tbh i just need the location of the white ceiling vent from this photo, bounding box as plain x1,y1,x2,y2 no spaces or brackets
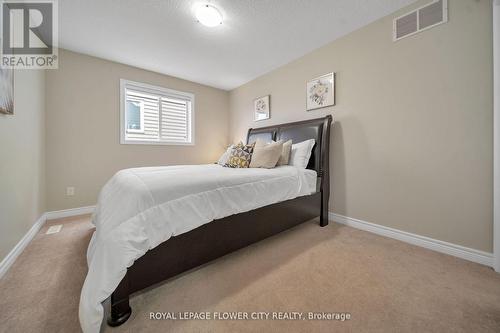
393,0,448,41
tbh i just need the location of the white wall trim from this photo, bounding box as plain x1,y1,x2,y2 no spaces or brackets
45,205,96,220
0,205,96,279
493,0,500,273
0,214,46,279
1,206,495,279
329,212,494,268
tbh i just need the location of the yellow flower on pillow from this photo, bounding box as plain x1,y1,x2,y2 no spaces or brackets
226,142,255,168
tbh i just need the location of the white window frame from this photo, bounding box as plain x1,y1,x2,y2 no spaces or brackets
120,79,195,145
125,100,145,134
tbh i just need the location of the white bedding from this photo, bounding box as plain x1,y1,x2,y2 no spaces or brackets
79,164,317,333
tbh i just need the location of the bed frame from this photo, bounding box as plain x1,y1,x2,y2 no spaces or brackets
108,115,333,326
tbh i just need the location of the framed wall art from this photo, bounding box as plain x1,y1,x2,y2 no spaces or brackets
0,68,14,115
306,72,335,111
254,95,270,121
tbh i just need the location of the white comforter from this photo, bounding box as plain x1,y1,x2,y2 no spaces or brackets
79,164,317,333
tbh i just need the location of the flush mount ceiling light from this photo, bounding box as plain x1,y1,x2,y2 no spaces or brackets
195,4,223,27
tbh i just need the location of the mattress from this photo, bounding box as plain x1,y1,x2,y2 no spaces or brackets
79,164,317,333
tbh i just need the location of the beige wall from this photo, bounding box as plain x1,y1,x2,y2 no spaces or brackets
46,50,229,211
0,69,46,260
229,0,493,252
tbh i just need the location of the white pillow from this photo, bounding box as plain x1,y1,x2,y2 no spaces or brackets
289,139,315,168
217,145,234,165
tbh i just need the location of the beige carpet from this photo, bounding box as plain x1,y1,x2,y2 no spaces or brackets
1,215,500,333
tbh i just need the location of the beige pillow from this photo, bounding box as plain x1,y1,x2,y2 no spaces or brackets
249,139,284,168
276,140,292,166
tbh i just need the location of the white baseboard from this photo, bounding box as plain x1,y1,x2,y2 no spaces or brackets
1,207,494,280
329,212,494,267
45,205,95,220
0,214,46,279
1,205,96,279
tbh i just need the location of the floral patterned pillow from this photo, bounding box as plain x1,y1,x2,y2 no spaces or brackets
225,142,255,168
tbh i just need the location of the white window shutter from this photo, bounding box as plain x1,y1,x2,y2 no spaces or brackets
125,89,160,141
120,79,194,145
161,97,190,142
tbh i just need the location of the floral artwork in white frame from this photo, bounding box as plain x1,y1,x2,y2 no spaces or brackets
254,95,270,121
306,72,335,111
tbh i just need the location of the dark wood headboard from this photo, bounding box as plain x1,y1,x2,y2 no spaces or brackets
247,116,332,224
246,115,333,177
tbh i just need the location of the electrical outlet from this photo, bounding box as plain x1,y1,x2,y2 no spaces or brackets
66,187,75,196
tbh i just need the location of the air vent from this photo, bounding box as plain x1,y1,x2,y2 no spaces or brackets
46,225,62,234
395,12,418,39
393,0,448,41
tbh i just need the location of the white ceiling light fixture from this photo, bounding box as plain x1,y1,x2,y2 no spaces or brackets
195,4,223,27
59,0,416,90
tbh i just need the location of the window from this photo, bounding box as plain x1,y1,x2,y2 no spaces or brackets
120,79,194,145
125,100,144,133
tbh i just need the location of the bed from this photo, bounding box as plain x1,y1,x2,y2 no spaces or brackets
79,115,332,333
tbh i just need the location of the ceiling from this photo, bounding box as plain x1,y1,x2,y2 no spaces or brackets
59,0,416,90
